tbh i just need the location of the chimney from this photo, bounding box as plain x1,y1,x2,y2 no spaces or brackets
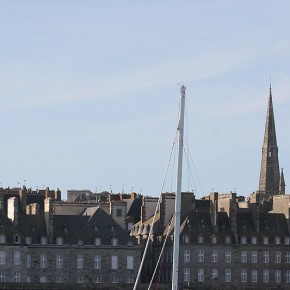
210,192,219,233
256,193,260,233
181,192,195,221
55,188,61,201
159,193,166,228
44,198,54,243
8,197,18,225
229,192,238,243
19,186,28,213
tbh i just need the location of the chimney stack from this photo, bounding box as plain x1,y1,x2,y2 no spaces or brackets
8,197,18,225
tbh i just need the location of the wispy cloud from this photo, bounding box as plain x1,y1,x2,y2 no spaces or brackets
0,44,255,112
0,35,289,114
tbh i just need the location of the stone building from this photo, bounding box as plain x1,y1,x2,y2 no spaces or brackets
131,86,290,289
0,195,141,289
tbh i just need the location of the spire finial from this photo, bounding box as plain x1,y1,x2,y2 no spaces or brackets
269,73,272,97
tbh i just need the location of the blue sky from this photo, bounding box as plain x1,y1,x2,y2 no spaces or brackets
0,1,289,199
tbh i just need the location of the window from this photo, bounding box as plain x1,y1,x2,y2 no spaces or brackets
25,236,32,245
0,251,6,265
13,272,20,283
225,269,231,282
40,254,47,268
111,255,118,269
94,276,101,283
0,234,6,244
26,276,31,283
285,237,290,245
56,276,63,283
184,235,189,243
127,222,133,231
112,238,118,246
14,251,20,265
212,250,218,263
95,238,101,246
241,251,247,263
241,236,247,244
263,269,269,283
275,237,281,245
198,250,204,263
212,236,217,244
275,269,281,283
286,252,290,263
77,276,83,283
225,236,231,244
184,250,190,263
184,268,190,282
111,277,118,283
286,270,290,283
198,236,204,244
225,251,231,263
251,236,257,244
56,237,63,246
198,268,204,282
40,276,47,283
263,251,269,263
27,254,31,268
212,268,218,280
56,255,63,268
41,237,47,245
241,269,247,283
127,277,134,284
263,237,269,245
116,209,122,216
14,234,20,244
77,239,84,246
251,251,257,263
94,255,101,269
275,251,281,263
127,256,133,269
0,272,5,283
251,269,257,283
77,255,83,269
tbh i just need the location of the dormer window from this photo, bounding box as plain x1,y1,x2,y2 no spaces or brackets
127,240,133,247
212,236,217,244
0,234,6,244
95,238,101,246
56,237,63,246
26,236,32,245
198,236,204,244
241,236,247,245
14,234,21,244
41,237,47,245
275,237,281,245
184,235,190,244
263,237,269,245
285,237,290,245
251,237,257,245
112,238,118,247
225,236,231,244
77,240,84,246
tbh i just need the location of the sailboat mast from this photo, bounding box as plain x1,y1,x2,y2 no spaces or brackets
172,85,186,290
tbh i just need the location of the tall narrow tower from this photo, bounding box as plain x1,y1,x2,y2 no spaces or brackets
258,86,280,194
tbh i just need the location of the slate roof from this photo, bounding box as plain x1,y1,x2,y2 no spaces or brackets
0,210,46,244
127,197,142,223
53,207,136,246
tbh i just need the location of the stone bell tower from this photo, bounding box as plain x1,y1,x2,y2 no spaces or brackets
258,86,280,194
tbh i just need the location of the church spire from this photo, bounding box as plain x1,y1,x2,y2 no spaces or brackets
279,168,286,195
258,85,280,194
